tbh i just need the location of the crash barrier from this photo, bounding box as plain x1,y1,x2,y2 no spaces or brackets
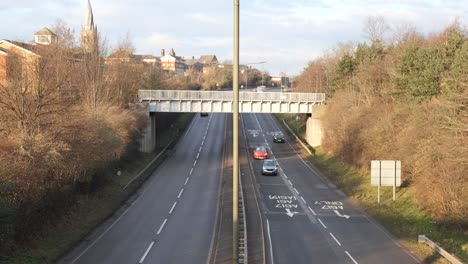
418,235,463,264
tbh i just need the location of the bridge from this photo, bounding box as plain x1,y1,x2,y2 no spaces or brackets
138,90,325,113
138,89,326,152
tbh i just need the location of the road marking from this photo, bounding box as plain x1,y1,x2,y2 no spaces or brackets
318,218,327,229
285,208,299,217
139,241,155,263
157,219,168,235
169,201,177,214
177,189,184,199
334,210,350,219
345,251,358,264
199,146,203,152
196,153,200,159
288,180,293,186
266,219,274,264
294,187,299,194
308,206,317,216
300,196,307,204
189,168,194,175
193,160,197,167
329,232,341,246
184,177,190,185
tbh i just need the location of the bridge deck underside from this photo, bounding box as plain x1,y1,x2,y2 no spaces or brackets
147,100,318,113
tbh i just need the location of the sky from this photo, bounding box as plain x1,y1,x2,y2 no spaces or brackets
0,0,466,76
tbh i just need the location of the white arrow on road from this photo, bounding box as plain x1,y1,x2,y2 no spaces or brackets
334,210,350,219
285,209,299,217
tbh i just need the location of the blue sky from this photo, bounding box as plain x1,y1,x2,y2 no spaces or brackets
0,0,466,76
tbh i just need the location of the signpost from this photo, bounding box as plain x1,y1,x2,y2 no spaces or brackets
371,160,401,203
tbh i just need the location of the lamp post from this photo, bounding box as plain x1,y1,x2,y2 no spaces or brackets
233,0,240,262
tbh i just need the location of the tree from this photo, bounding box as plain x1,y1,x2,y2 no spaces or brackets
363,16,389,44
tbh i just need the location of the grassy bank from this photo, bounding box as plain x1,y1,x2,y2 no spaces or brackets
1,113,194,264
277,113,468,264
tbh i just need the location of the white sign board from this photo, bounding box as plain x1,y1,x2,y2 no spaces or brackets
371,160,401,186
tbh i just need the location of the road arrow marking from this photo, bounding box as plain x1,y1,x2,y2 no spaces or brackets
285,208,299,217
333,210,350,219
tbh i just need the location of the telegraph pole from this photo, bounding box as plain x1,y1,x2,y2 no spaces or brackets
233,0,240,262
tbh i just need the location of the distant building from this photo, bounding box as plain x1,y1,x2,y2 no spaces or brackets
81,0,98,54
160,48,186,75
34,28,58,45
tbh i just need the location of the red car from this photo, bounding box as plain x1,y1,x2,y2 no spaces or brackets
253,146,268,160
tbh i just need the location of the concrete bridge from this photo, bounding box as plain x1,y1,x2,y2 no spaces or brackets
138,89,326,152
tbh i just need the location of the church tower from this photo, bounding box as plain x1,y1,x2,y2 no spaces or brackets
81,0,98,53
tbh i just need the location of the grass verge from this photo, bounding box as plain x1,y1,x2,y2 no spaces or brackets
1,113,194,264
277,113,468,264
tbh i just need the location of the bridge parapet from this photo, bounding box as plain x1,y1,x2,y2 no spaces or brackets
138,90,325,113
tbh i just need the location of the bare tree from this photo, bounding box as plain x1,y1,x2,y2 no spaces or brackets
363,16,390,44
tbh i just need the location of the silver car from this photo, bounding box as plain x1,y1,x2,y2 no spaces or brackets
262,159,278,176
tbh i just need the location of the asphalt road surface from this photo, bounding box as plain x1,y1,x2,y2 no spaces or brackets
241,113,421,264
60,113,225,264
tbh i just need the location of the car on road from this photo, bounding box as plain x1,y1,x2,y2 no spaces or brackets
200,112,208,116
253,146,268,160
261,159,278,175
273,132,285,143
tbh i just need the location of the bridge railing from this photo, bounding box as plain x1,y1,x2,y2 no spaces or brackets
138,90,326,103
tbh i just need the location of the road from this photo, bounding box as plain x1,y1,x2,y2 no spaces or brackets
60,113,225,264
241,113,420,264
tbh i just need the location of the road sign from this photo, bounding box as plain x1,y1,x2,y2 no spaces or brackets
371,160,401,203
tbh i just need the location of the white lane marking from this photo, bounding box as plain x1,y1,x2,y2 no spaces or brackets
294,187,299,194
177,189,184,199
184,177,190,185
345,251,358,264
266,219,274,264
288,180,293,186
169,201,177,214
196,153,200,159
189,168,194,175
157,219,168,235
318,218,327,229
284,175,288,179
308,206,317,216
300,196,307,204
193,160,197,167
329,232,341,246
199,146,203,152
139,241,155,263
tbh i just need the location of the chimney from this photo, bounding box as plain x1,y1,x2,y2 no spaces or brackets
161,49,165,57
192,56,195,59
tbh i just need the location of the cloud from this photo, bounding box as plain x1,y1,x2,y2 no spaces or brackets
136,32,182,53
190,13,217,24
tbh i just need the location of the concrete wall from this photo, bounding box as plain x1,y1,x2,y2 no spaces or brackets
305,105,325,147
139,112,156,153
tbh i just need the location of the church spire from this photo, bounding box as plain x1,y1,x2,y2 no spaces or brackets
84,0,94,31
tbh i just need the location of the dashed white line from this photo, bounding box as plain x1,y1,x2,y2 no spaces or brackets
157,219,168,235
345,251,358,264
177,189,184,199
184,177,190,185
294,187,300,194
288,180,293,186
318,218,327,229
308,206,317,215
329,232,341,246
196,153,200,159
199,146,203,152
139,241,155,263
193,160,197,167
300,197,307,204
169,201,177,214
189,168,194,175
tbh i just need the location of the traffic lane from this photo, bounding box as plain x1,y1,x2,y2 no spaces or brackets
143,113,225,263
267,214,346,264
63,114,215,264
255,114,419,263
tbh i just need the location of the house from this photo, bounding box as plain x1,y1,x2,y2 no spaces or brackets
185,54,218,74
160,48,186,75
34,28,58,45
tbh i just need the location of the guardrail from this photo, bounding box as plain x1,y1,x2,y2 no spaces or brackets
138,90,325,104
238,166,248,263
418,235,463,264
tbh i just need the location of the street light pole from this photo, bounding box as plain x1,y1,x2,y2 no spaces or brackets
233,0,239,262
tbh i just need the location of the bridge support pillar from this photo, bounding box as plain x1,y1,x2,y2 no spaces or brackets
305,106,325,147
139,111,156,153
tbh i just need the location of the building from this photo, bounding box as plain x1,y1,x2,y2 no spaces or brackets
34,28,58,45
81,0,98,54
160,48,186,75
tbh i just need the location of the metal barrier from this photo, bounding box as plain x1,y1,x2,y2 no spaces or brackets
238,166,248,263
138,90,325,104
418,235,463,264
